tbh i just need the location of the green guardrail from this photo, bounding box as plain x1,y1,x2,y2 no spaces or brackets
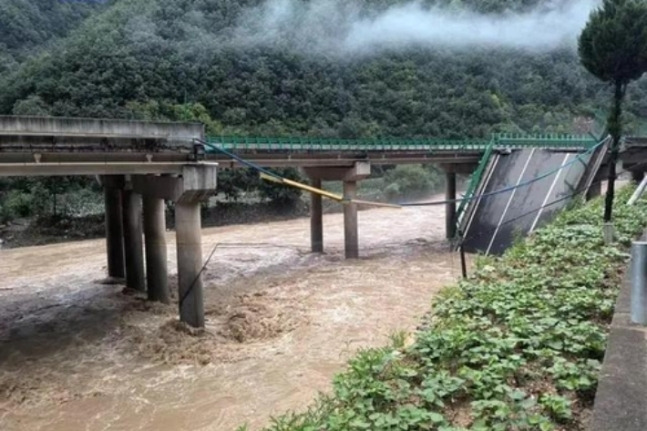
454,139,495,238
206,136,490,151
493,133,598,148
206,133,598,152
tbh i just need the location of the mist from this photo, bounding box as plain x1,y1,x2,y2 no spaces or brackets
232,0,600,56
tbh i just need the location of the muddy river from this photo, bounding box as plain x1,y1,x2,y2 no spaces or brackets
0,200,465,430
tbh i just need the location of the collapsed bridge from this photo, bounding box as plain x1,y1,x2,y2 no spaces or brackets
1,115,641,327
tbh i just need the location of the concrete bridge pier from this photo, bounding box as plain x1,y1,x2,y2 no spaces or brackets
102,175,126,280
586,181,602,200
143,194,169,303
309,177,324,253
304,162,371,259
440,164,466,240
122,184,146,292
343,180,359,258
175,201,204,327
440,163,477,240
632,170,645,184
132,165,217,327
445,171,457,240
585,168,606,201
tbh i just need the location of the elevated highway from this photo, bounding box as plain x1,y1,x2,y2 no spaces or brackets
0,115,596,174
0,116,215,327
202,134,596,168
0,115,633,327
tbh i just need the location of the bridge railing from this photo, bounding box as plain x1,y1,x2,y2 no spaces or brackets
206,133,598,152
455,139,496,236
493,133,598,149
206,136,490,151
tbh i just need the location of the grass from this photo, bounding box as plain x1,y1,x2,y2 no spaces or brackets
240,185,647,431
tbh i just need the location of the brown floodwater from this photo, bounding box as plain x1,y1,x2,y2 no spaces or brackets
0,199,466,431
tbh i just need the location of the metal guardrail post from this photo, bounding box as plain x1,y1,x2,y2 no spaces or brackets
631,241,647,325
628,176,647,205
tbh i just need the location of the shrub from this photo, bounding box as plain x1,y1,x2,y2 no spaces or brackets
3,190,34,218
383,165,441,199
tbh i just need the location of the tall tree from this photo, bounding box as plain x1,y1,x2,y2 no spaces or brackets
579,0,647,222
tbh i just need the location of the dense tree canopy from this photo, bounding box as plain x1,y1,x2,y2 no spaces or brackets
579,0,647,85
1,0,647,221
0,0,109,73
1,0,646,139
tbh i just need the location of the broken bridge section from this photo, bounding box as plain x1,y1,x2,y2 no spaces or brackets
458,139,608,255
0,116,612,325
0,115,216,327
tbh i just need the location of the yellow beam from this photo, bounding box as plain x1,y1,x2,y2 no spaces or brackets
259,172,401,209
282,178,343,201
259,172,284,184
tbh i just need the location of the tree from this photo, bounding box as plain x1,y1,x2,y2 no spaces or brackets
12,95,50,116
578,0,647,222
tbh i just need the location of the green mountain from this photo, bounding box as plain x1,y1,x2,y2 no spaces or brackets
1,0,646,138
0,0,110,73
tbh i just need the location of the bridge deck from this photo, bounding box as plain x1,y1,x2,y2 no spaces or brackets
0,115,606,176
0,115,203,140
207,133,597,151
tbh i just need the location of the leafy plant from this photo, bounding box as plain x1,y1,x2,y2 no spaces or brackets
540,394,573,422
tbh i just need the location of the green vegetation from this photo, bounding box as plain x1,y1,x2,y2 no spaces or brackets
383,166,442,200
323,165,445,202
1,0,647,226
0,0,109,75
312,165,447,209
1,0,646,137
578,0,647,221
244,187,647,430
0,177,102,223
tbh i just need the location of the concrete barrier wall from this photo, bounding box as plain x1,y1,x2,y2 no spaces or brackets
0,115,204,143
591,273,647,430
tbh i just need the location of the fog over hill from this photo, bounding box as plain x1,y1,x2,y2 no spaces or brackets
233,0,598,54
0,0,645,139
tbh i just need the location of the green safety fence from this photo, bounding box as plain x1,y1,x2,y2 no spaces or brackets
454,139,495,237
206,133,598,152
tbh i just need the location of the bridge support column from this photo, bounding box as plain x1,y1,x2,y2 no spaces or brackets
103,176,125,280
586,181,602,200
175,201,204,328
304,162,370,259
122,187,146,292
343,180,359,259
143,195,169,303
445,171,457,240
132,165,217,327
310,177,324,253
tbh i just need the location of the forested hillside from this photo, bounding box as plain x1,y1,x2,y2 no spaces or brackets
2,0,647,229
1,0,646,138
0,0,110,74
